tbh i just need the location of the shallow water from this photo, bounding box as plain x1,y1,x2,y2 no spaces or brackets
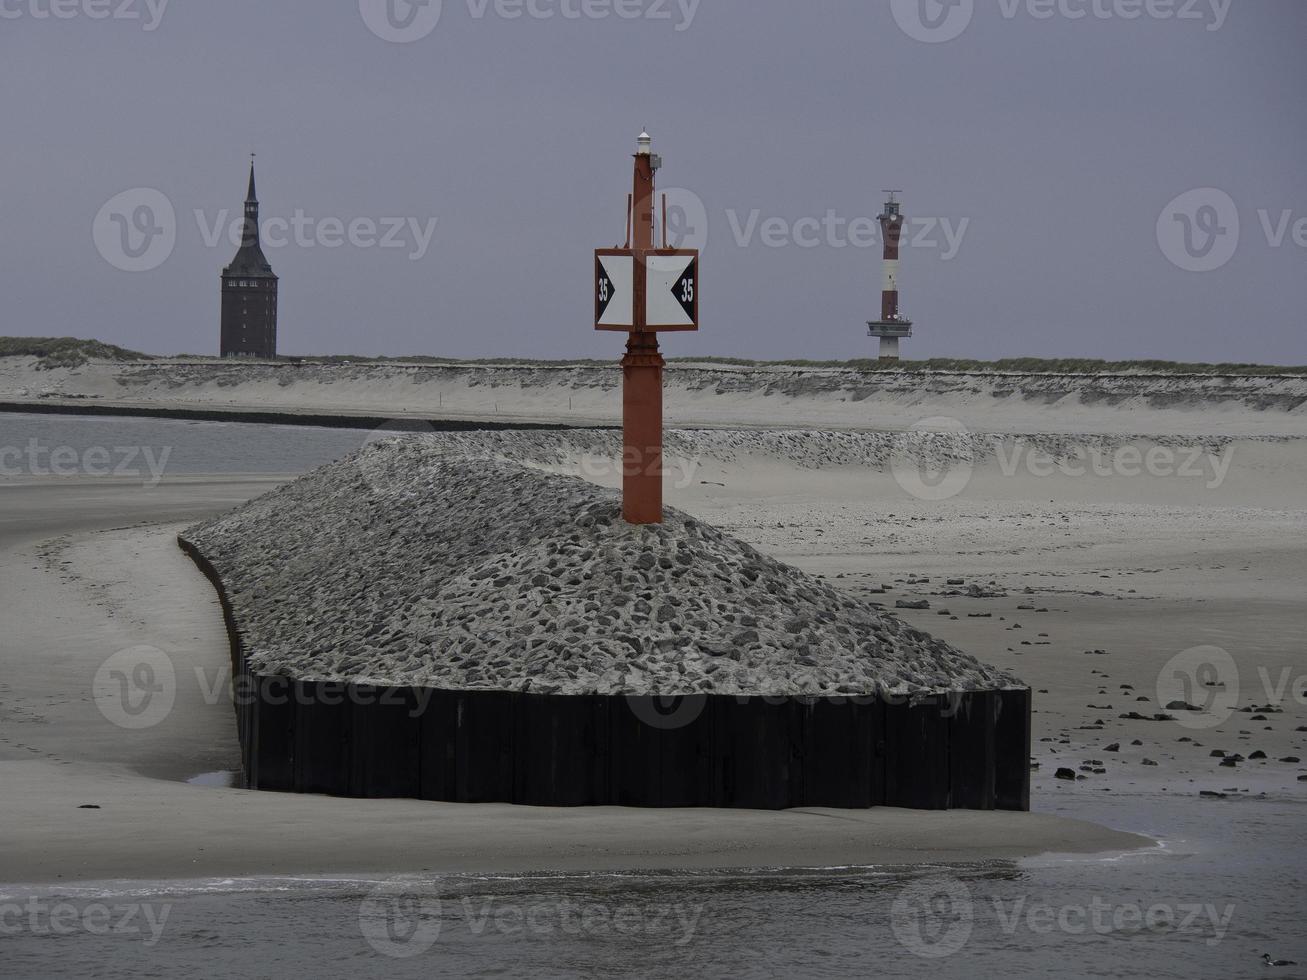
184,771,241,789
0,412,380,480
2,793,1303,979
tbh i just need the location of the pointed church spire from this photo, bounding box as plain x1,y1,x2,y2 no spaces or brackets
241,155,260,249
226,156,273,273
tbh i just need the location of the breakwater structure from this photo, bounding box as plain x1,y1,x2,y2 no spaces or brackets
179,440,1031,810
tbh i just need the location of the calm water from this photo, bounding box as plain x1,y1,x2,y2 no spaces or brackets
2,793,1303,979
0,412,379,479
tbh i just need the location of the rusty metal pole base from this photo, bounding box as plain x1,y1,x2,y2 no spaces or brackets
621,331,665,525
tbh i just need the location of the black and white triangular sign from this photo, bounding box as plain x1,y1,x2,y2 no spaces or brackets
672,257,697,321
596,260,616,321
596,253,634,328
644,251,698,329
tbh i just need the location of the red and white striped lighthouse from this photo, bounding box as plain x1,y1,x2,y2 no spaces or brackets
867,191,913,361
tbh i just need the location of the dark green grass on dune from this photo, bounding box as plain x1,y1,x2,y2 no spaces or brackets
2,337,1303,376
0,336,150,369
232,354,1307,376
213,354,1307,376
667,356,1307,376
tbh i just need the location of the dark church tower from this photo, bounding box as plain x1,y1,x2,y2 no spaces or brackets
220,161,278,358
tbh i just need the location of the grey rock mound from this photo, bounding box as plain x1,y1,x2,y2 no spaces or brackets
182,439,1024,697
364,427,1254,476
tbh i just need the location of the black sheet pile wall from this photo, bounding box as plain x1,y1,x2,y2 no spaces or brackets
182,537,1032,811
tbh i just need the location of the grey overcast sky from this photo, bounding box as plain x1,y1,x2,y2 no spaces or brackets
1,0,1303,362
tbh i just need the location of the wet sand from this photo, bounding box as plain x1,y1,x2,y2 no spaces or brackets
0,478,1149,886
2,420,1304,886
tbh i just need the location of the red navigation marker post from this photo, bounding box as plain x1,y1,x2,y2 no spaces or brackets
595,132,699,525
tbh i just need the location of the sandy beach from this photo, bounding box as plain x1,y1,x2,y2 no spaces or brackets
2,366,1305,885
4,355,1306,436
0,486,1145,885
